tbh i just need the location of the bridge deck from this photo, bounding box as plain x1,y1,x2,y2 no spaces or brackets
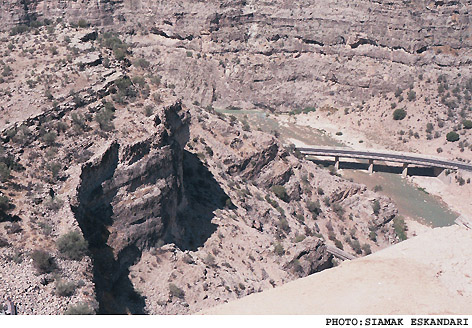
297,147,472,172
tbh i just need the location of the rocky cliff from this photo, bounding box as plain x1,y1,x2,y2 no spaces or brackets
0,9,406,315
2,0,472,111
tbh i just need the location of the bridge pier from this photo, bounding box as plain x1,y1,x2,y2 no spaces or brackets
402,163,409,178
434,167,444,177
334,156,340,170
368,159,374,174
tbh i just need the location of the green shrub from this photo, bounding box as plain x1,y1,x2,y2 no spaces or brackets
204,253,216,267
133,58,150,68
332,203,345,217
0,237,9,248
372,200,381,215
362,244,372,255
31,250,55,274
334,239,343,250
369,231,377,242
273,242,284,256
56,231,88,261
350,240,362,254
77,19,90,28
0,195,11,212
446,131,460,142
393,217,407,241
95,108,115,131
64,303,94,315
169,283,185,299
394,88,403,98
393,108,407,120
55,280,76,297
277,217,290,233
0,162,11,182
42,131,57,146
407,90,416,101
463,120,472,129
307,200,321,218
144,105,154,117
71,113,87,131
271,185,289,202
294,235,306,243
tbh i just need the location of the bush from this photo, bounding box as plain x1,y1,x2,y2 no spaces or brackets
271,185,290,202
394,88,402,98
0,237,9,248
42,132,57,146
0,162,11,182
393,217,407,241
204,253,216,267
64,303,94,315
463,120,472,129
169,283,185,299
31,250,55,274
373,185,382,192
56,280,76,297
95,108,115,131
446,131,460,142
362,244,372,255
273,242,284,256
372,200,381,215
0,195,11,212
277,217,291,233
307,200,321,218
144,105,154,117
407,90,416,101
56,231,88,261
332,203,345,217
350,239,362,254
393,108,407,120
133,58,150,69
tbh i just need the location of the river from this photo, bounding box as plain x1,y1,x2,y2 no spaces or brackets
217,109,459,227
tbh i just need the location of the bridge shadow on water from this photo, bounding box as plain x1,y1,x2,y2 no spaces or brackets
309,159,443,177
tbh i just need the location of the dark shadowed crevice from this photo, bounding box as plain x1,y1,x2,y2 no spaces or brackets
71,143,146,314
169,151,226,251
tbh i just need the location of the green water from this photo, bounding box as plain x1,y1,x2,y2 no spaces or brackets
217,109,459,227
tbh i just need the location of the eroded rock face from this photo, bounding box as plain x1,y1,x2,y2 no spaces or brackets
2,0,471,110
72,101,189,257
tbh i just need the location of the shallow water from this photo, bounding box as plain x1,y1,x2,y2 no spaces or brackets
217,109,459,227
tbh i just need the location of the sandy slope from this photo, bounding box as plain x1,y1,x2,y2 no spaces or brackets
201,225,472,315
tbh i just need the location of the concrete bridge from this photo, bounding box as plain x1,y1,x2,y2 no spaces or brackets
297,147,472,177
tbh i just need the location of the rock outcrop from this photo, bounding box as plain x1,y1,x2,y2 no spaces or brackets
1,0,471,111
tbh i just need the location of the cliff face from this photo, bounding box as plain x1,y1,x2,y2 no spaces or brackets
2,0,471,111
68,102,190,313
72,102,189,256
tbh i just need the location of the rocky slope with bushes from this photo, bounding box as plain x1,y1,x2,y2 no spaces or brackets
0,21,406,314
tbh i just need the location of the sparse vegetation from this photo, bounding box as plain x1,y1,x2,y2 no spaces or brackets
463,120,472,129
393,108,407,120
64,303,94,315
271,185,290,202
55,280,76,297
372,199,381,215
273,242,285,256
0,163,11,182
30,250,55,274
95,108,115,131
393,217,407,241
169,283,185,299
56,231,88,261
446,131,460,142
